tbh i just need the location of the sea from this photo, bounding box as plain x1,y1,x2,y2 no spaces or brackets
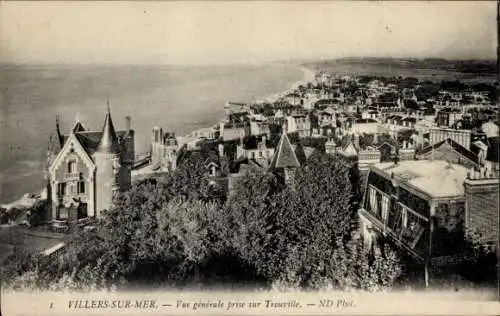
0,63,306,204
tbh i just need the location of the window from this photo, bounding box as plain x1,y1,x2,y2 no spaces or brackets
368,187,378,215
398,187,430,218
402,208,408,228
57,182,66,195
401,210,427,249
77,181,85,194
381,195,390,222
68,160,76,173
389,205,403,233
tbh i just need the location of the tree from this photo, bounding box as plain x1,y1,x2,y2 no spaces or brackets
160,152,225,203
265,153,354,284
3,148,404,292
222,170,281,278
224,151,359,288
308,238,402,291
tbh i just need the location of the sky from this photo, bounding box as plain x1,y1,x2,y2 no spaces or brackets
0,1,497,65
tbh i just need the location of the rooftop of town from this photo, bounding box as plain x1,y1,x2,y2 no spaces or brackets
374,160,469,198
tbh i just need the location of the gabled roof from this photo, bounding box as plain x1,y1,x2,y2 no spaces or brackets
48,133,96,175
71,130,128,157
72,121,86,133
341,142,358,157
269,132,301,169
419,138,479,164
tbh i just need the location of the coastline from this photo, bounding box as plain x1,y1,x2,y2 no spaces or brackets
258,64,315,103
1,64,316,208
181,64,315,139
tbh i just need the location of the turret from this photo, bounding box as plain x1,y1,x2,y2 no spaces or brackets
96,107,120,154
269,131,301,187
93,107,121,216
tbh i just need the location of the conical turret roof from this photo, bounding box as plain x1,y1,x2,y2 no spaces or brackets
96,107,120,154
269,132,301,169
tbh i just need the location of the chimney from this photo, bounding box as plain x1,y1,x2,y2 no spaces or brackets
218,143,224,157
353,133,360,150
126,116,131,134
464,164,499,245
373,133,379,144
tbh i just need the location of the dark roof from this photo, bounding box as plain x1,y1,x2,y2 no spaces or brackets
402,117,417,123
355,118,377,124
240,135,275,150
48,134,62,155
373,134,399,148
486,137,499,162
293,143,308,165
269,133,301,169
386,115,403,121
72,130,128,156
96,110,120,154
231,157,266,173
419,138,479,164
72,121,86,133
377,141,397,150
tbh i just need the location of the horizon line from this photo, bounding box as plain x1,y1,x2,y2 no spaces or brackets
0,56,496,67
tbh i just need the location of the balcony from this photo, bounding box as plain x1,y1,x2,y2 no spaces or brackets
359,207,426,260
